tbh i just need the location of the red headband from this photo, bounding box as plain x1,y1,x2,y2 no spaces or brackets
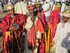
27,5,34,9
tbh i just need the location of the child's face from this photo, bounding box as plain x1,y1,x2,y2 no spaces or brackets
9,8,14,15
36,4,40,11
28,8,34,14
62,16,69,23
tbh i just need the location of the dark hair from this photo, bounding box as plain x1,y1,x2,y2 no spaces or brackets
34,4,42,8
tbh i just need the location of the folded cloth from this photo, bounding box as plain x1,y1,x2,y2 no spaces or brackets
12,23,19,30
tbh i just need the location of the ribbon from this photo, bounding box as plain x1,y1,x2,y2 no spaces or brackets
45,25,51,53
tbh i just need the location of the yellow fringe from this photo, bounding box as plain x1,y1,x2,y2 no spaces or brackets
6,31,10,41
45,25,51,53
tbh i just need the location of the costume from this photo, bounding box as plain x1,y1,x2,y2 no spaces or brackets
37,12,47,53
49,3,61,46
26,5,45,53
25,15,45,53
54,22,70,53
54,11,70,53
34,2,48,53
2,5,26,53
49,10,60,46
15,1,27,14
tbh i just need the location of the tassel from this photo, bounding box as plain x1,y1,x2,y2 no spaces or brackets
45,25,51,53
6,31,10,41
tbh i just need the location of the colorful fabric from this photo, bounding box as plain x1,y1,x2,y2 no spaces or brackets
15,1,27,14
2,13,26,53
25,16,45,53
37,12,48,53
49,10,60,46
54,22,70,53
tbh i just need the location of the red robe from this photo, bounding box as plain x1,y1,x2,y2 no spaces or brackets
37,12,48,29
0,18,4,31
0,19,5,53
2,13,26,53
49,10,60,46
25,16,45,53
37,12,48,53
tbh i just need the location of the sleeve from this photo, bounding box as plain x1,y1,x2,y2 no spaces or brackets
42,13,48,28
25,18,33,31
36,18,45,33
53,23,60,43
36,18,45,39
2,17,9,32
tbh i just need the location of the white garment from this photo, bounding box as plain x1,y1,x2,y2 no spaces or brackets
52,4,55,10
25,16,42,53
25,17,42,39
54,22,70,53
50,1,54,10
15,1,27,14
61,3,66,13
60,3,67,16
42,3,51,17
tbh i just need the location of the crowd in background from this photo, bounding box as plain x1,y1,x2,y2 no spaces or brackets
0,0,70,12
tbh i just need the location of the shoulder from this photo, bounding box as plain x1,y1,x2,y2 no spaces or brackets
57,22,62,27
4,14,10,19
66,22,70,26
3,14,10,22
35,16,38,21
